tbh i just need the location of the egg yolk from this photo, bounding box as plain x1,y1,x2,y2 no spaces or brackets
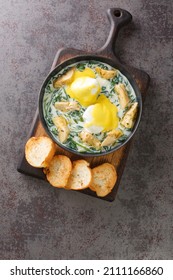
74,68,95,79
66,76,100,107
85,95,119,132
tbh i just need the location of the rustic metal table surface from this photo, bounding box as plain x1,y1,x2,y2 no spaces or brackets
0,0,173,259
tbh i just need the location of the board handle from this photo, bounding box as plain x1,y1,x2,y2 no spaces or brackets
97,8,132,58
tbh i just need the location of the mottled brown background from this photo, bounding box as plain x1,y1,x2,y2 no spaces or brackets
0,0,173,259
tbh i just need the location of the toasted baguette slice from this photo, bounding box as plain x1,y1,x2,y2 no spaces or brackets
90,163,117,197
25,136,56,168
44,155,72,188
67,160,92,190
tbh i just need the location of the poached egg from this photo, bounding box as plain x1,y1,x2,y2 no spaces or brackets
83,94,119,134
66,68,100,107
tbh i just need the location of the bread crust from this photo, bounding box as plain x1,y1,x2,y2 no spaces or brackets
67,159,92,190
25,136,117,197
90,163,117,197
25,136,56,168
44,155,72,188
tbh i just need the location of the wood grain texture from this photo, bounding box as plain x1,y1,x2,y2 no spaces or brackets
17,47,149,201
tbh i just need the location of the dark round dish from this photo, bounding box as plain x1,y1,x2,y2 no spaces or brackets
38,8,142,157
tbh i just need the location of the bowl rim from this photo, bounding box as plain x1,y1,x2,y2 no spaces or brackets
38,55,142,157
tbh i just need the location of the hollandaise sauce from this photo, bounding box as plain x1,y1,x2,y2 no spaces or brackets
43,60,138,153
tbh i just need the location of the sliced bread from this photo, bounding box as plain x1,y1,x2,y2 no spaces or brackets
25,136,56,168
44,155,72,188
90,163,117,197
67,160,92,190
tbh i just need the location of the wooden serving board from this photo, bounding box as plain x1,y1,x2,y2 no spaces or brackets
17,9,150,201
